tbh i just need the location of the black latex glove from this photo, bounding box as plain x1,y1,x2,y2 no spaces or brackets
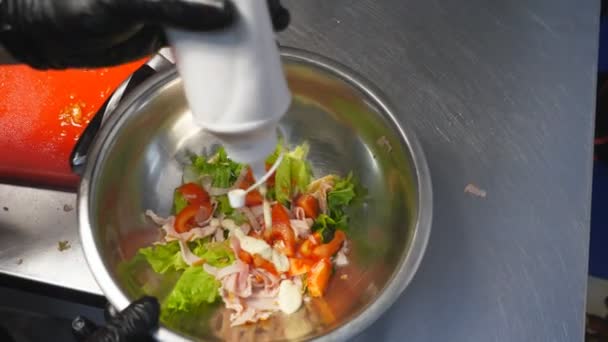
72,296,160,342
0,0,290,70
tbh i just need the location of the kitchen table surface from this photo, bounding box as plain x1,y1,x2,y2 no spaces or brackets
0,0,599,341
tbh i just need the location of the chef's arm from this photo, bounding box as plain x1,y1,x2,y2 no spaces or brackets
0,0,288,70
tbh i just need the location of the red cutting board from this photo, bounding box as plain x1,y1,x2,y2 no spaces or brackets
0,60,145,190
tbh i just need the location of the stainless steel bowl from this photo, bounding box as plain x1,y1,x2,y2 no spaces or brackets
78,47,432,341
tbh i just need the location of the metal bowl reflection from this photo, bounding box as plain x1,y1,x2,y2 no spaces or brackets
78,47,432,341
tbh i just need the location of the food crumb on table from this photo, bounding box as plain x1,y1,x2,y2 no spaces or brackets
58,240,71,252
2,207,8,211
464,183,487,198
16,259,23,265
340,274,349,280
63,204,74,212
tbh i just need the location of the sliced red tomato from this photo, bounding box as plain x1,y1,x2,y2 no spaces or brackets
307,258,332,297
271,204,291,225
272,224,296,257
177,183,210,206
174,204,200,233
270,204,296,256
312,230,346,259
289,257,316,276
295,194,319,219
176,182,213,228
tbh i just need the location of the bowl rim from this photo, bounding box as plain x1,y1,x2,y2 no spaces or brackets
78,46,433,341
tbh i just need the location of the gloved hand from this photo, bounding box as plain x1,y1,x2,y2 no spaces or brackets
0,0,290,70
72,296,160,342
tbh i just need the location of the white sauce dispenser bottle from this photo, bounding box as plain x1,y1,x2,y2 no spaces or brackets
166,0,291,180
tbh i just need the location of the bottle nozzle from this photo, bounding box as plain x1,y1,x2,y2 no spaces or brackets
227,152,284,208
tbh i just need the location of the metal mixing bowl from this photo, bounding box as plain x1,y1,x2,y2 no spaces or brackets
78,47,432,341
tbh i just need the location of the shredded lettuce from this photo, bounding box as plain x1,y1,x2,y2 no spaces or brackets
327,173,357,219
215,195,247,223
162,266,220,313
191,147,243,188
139,241,188,274
312,173,361,242
229,211,247,225
312,214,339,242
215,195,234,215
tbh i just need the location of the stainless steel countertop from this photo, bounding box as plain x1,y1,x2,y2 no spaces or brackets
0,0,599,341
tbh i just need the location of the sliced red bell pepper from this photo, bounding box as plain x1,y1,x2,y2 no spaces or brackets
295,194,319,219
177,182,210,206
307,258,332,297
312,230,346,259
270,204,296,256
253,253,278,275
174,204,199,233
289,257,316,276
238,250,253,264
245,191,264,206
298,239,316,258
238,167,264,206
271,203,291,225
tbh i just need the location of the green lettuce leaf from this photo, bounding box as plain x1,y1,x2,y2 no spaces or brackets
273,143,314,204
312,173,363,242
139,238,235,274
274,156,292,204
190,240,235,268
327,173,356,217
312,214,338,242
161,240,234,314
139,241,188,274
162,266,220,313
172,190,188,214
265,138,285,165
288,144,312,196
